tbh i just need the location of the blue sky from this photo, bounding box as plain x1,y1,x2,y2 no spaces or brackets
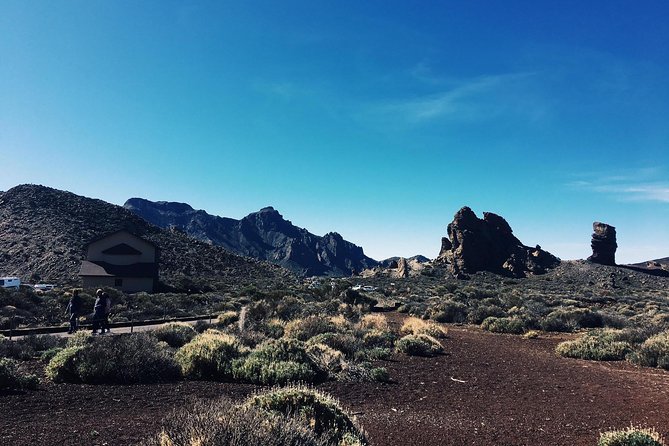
2,1,668,263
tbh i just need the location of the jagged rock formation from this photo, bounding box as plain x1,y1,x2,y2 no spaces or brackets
0,185,293,289
394,257,409,278
380,255,430,268
124,198,378,276
587,222,617,266
438,207,560,278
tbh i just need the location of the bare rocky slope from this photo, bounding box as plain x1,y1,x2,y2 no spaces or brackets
124,198,378,276
0,185,293,290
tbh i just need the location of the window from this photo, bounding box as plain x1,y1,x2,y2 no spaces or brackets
114,278,123,287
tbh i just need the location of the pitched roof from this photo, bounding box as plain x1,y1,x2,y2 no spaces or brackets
102,243,142,255
84,229,158,249
79,260,158,278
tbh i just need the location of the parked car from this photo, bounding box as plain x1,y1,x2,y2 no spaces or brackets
0,277,21,289
33,284,56,291
362,285,376,292
352,285,362,291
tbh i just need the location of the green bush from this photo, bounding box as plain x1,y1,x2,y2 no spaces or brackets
245,384,368,445
308,332,361,358
481,317,526,334
395,334,443,357
40,347,63,362
430,300,468,323
306,343,345,377
0,338,34,360
598,426,666,446
466,305,506,324
20,334,66,352
233,338,322,385
152,322,197,348
556,330,633,361
0,358,38,390
175,330,246,380
628,331,669,370
45,346,83,382
141,398,332,446
284,316,338,342
540,308,604,332
46,334,181,384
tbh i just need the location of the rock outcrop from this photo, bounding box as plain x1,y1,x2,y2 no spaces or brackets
587,222,617,266
124,198,378,276
438,207,560,278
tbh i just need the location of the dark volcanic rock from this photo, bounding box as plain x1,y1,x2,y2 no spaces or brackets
440,206,560,278
124,199,377,276
0,185,292,289
588,222,617,266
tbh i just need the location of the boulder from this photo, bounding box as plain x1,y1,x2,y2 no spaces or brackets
393,257,409,278
587,222,617,266
440,207,560,278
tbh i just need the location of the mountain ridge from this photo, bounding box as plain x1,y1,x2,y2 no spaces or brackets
124,198,378,276
0,184,293,290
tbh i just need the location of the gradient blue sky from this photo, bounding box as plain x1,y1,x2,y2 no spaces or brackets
2,1,668,263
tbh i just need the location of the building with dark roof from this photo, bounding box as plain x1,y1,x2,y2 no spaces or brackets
79,230,159,292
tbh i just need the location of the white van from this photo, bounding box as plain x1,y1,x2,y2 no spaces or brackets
0,277,21,289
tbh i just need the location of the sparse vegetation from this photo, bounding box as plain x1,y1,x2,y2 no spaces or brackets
598,426,666,446
0,357,38,390
395,334,444,357
481,316,526,334
175,330,246,381
152,321,198,348
400,317,448,338
245,384,368,445
46,333,181,383
628,331,669,370
556,330,634,361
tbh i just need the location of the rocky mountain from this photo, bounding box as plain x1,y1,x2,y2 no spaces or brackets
0,185,293,290
380,255,430,268
124,198,378,276
437,206,560,278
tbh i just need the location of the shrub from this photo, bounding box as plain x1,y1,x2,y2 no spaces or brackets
362,329,396,349
308,332,362,358
0,358,38,390
395,334,443,357
628,331,669,370
217,310,239,327
556,330,633,361
20,334,66,352
284,316,338,341
175,330,246,380
47,334,181,384
152,322,197,348
45,346,83,382
233,338,322,385
307,343,345,377
481,317,526,335
523,330,540,339
358,314,389,331
354,347,392,361
141,398,331,446
245,384,368,445
400,317,448,339
67,330,92,347
40,347,63,362
540,308,604,332
598,426,666,446
430,300,468,323
0,338,34,360
466,305,506,324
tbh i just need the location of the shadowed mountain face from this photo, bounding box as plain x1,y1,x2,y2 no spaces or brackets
124,198,378,276
0,185,292,289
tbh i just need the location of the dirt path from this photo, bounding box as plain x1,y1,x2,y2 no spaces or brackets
1,326,667,446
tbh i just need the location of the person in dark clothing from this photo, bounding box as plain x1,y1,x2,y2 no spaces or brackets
92,289,106,334
66,289,82,334
101,292,112,333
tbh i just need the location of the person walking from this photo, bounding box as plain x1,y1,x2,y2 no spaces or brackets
92,289,106,335
66,289,82,334
102,292,112,333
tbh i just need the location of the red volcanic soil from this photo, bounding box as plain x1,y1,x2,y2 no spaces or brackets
1,324,668,446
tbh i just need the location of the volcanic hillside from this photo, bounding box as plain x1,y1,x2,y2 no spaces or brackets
0,185,293,289
124,198,378,276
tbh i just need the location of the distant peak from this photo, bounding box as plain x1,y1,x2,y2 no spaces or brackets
259,206,277,213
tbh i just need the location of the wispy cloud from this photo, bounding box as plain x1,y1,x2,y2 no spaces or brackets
361,71,545,125
568,168,669,203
